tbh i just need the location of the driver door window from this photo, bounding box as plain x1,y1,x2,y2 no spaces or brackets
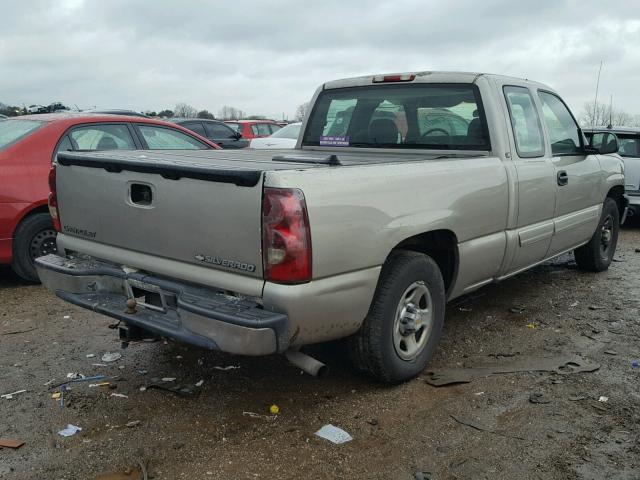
538,91,582,155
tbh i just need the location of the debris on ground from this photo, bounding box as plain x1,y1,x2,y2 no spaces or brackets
161,377,176,382
101,352,122,363
51,392,61,400
89,382,110,388
67,372,85,380
125,420,141,428
414,472,432,480
58,424,82,437
86,354,95,358
425,356,600,386
195,380,204,387
0,438,25,449
213,365,241,371
604,350,618,355
1,389,26,399
269,404,280,414
598,396,609,403
588,305,606,311
315,424,353,444
526,323,536,329
110,393,128,399
243,411,276,421
450,415,525,441
529,393,552,404
509,306,526,314
146,380,199,397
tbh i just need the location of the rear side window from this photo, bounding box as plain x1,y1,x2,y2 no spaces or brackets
182,122,206,137
205,122,236,138
302,84,490,150
616,135,640,157
225,122,241,133
269,124,282,134
137,125,209,149
70,124,136,150
538,91,582,155
0,120,44,150
252,124,272,136
503,86,545,157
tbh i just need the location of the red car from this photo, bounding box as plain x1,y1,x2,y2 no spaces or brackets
224,120,282,139
0,113,219,281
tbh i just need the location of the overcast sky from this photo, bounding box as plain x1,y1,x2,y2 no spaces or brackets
2,1,639,120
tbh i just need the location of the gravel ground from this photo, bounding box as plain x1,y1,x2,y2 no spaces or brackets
1,229,639,480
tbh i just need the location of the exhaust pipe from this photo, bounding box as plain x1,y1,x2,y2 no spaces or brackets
285,349,328,378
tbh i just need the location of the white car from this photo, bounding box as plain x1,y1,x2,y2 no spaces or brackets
249,122,301,149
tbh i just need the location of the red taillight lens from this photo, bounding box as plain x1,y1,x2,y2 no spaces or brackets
48,165,61,232
262,188,312,284
372,74,416,83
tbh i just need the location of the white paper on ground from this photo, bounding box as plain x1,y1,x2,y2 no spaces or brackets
315,424,353,444
58,424,82,437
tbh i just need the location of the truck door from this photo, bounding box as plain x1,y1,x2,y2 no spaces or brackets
502,85,557,273
537,91,602,255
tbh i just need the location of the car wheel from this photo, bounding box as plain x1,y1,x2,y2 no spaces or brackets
574,197,619,272
11,213,57,282
348,250,445,384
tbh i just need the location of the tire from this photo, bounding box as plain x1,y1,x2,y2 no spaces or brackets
348,250,445,384
11,213,58,282
574,198,619,272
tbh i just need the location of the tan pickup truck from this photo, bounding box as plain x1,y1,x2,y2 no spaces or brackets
37,71,625,383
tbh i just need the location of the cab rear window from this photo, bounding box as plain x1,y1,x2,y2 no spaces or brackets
302,84,490,150
0,120,44,150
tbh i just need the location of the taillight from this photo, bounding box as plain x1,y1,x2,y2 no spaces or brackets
48,165,61,232
262,188,312,284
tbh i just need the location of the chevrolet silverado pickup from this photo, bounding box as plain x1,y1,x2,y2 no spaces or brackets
36,72,625,383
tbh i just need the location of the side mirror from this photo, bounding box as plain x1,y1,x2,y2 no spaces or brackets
232,132,242,140
588,132,619,155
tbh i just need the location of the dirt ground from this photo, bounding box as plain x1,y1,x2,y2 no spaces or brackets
1,229,639,480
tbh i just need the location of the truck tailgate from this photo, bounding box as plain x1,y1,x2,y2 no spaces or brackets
55,150,274,279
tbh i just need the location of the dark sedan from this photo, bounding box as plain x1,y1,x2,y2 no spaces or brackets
170,118,249,149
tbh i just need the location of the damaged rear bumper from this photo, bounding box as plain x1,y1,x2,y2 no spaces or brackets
35,254,287,355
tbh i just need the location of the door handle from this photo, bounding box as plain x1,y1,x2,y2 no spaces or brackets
557,170,568,186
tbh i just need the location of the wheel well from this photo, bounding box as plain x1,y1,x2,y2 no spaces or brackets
13,205,50,236
606,185,625,218
392,230,458,295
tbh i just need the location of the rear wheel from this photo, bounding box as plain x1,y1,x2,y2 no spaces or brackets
348,251,445,383
574,198,619,272
11,213,57,282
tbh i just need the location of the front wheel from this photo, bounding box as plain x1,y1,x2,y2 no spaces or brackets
348,251,445,384
574,198,619,272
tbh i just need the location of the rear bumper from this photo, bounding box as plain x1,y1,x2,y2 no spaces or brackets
35,254,288,355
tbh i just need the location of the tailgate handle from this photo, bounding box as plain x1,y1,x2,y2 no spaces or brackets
130,183,153,206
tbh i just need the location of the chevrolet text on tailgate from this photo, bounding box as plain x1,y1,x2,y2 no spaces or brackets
38,72,625,383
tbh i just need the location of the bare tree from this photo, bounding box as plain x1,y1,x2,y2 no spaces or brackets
294,102,310,122
580,100,635,128
218,106,245,120
174,103,198,118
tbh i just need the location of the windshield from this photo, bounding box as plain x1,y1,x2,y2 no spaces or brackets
617,135,640,157
270,123,301,139
302,84,490,150
0,120,44,150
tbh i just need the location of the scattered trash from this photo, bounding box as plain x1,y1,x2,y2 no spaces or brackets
588,305,606,311
509,306,526,314
89,382,110,388
86,354,96,358
125,420,141,428
1,389,26,399
63,315,70,319
101,352,122,363
243,411,276,421
44,379,55,386
138,369,148,375
213,365,240,371
474,391,485,396
459,307,472,312
195,380,204,387
67,373,85,380
425,356,600,386
110,393,128,399
176,355,183,360
48,374,106,390
0,327,37,336
269,404,280,415
58,424,82,437
139,387,146,392
604,350,618,355
526,323,536,329
51,392,61,400
450,415,525,441
598,396,609,403
161,377,176,382
529,393,551,404
0,438,25,449
92,363,109,367
146,379,199,397
414,472,432,480
570,301,579,307
315,424,353,444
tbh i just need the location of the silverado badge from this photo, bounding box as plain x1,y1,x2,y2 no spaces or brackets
194,254,256,272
